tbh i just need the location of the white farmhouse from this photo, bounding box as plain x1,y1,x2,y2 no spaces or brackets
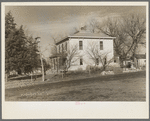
50,29,115,72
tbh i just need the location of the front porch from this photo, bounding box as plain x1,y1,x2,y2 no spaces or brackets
49,53,67,73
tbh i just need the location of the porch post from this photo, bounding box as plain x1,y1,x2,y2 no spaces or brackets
58,57,59,72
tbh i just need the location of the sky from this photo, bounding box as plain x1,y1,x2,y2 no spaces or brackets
5,6,146,58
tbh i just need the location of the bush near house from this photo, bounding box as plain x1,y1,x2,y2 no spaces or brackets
86,65,104,74
113,67,123,74
105,66,113,71
141,66,146,71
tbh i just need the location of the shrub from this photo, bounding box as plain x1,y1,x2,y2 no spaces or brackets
86,65,103,73
141,66,146,71
73,68,85,75
109,63,120,67
105,66,113,71
77,67,83,72
86,65,91,72
105,63,120,71
113,67,123,74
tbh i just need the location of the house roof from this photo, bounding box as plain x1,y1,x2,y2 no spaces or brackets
55,31,115,45
69,31,115,39
56,36,69,45
49,53,67,59
135,54,146,59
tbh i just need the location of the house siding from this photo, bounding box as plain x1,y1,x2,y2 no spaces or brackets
68,38,114,71
50,35,114,71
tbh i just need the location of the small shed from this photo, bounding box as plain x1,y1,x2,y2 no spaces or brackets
134,54,146,67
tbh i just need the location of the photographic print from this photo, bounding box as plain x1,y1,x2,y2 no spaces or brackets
2,2,149,119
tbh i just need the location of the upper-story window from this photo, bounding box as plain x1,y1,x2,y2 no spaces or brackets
79,41,83,50
100,41,103,50
62,43,64,52
54,58,56,69
65,42,67,51
59,45,60,53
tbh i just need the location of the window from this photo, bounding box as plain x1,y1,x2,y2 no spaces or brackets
96,58,99,65
66,42,67,51
62,44,64,52
104,57,107,65
56,58,58,68
54,59,55,69
100,41,103,50
114,59,116,63
80,58,83,65
59,45,60,53
79,41,83,50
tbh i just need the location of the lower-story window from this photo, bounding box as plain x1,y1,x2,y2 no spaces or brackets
54,59,55,69
96,58,99,65
80,58,83,65
104,57,107,65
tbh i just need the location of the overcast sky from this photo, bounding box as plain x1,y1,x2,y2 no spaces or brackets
5,6,146,58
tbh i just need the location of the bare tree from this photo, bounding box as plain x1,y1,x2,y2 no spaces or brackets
96,17,127,64
60,44,79,73
50,34,59,55
96,13,146,66
88,18,99,33
122,13,146,58
86,42,113,71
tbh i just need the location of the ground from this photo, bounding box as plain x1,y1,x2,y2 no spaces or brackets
5,71,146,101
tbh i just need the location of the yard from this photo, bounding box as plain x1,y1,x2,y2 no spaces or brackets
5,71,146,101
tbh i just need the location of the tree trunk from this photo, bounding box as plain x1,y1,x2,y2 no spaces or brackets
5,73,8,82
125,60,126,71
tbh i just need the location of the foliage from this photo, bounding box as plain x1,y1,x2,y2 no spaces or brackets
5,11,16,38
113,67,123,74
24,36,41,74
105,66,114,71
5,11,40,75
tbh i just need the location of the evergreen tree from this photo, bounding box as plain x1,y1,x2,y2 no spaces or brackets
5,11,17,74
5,11,40,76
24,36,41,74
6,25,27,74
5,11,16,38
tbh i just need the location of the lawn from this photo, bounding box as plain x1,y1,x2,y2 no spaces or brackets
5,71,146,101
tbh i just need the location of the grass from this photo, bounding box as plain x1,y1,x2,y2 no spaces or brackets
5,71,146,101
6,70,103,89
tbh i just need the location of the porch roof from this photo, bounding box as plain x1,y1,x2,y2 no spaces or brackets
49,53,67,59
49,53,62,59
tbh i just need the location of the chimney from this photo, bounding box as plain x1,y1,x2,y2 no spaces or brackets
80,25,87,31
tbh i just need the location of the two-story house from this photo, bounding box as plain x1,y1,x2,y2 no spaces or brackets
50,29,115,72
